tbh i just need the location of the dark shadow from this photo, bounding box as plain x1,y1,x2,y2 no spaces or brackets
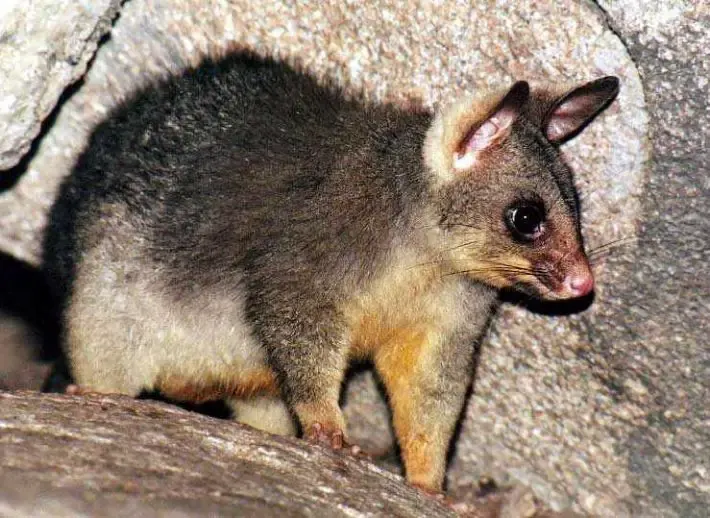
0,252,60,362
138,390,233,420
0,77,85,192
338,360,376,408
500,288,595,316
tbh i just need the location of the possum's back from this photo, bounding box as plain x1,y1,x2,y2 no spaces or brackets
43,52,430,303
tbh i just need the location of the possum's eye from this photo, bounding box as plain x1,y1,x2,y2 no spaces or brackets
506,203,545,242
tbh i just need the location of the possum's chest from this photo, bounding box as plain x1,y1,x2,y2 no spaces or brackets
342,268,469,361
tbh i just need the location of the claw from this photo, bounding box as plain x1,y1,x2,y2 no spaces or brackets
305,422,370,459
65,384,85,395
412,483,447,502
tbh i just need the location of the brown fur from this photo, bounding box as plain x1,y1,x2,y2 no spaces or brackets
157,368,279,404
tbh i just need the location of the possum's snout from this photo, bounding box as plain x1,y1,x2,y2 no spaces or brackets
534,250,594,300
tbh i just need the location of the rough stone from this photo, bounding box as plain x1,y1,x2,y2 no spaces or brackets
0,0,122,171
582,2,710,517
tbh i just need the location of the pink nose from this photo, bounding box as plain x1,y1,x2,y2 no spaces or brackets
562,270,595,298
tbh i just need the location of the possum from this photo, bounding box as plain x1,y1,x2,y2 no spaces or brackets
43,51,619,493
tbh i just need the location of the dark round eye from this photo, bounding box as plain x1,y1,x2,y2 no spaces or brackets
506,204,545,241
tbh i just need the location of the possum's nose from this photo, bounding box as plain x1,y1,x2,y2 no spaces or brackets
535,250,595,300
563,270,594,297
559,260,594,298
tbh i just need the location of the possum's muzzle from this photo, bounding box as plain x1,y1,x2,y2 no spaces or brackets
532,250,594,300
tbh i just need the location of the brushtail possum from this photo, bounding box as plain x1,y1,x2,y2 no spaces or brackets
43,51,619,493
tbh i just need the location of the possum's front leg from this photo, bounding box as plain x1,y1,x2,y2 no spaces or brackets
374,331,475,492
374,292,494,492
261,315,351,449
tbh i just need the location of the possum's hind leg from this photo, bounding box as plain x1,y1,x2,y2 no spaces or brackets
65,262,160,397
229,395,297,436
61,207,162,397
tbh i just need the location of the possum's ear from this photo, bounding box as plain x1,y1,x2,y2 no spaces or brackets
424,81,529,184
543,76,620,143
452,81,529,171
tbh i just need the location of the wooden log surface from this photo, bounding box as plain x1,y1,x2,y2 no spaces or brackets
0,390,454,517
0,390,578,517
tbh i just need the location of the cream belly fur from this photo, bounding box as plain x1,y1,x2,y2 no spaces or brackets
66,206,294,435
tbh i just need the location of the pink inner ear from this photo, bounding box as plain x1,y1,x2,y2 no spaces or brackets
546,114,574,142
551,98,587,115
467,119,499,152
454,111,513,171
546,94,607,142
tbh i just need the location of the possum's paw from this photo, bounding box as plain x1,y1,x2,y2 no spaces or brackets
411,485,484,517
305,421,345,448
65,384,87,395
64,384,111,397
305,422,369,459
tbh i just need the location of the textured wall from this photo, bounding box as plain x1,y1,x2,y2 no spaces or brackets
588,2,710,516
0,0,121,170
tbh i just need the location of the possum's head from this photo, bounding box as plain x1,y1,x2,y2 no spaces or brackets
424,77,619,300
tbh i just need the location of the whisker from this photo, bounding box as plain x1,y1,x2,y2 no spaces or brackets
406,258,449,270
443,267,539,278
442,262,545,277
589,235,637,251
442,222,479,230
408,257,542,273
448,240,485,252
589,248,615,260
480,258,552,275
588,247,624,265
487,264,547,276
587,236,637,258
